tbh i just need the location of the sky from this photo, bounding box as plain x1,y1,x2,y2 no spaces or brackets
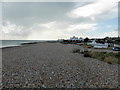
0,0,119,40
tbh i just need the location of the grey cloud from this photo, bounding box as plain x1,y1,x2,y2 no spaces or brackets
1,2,118,40
2,2,74,26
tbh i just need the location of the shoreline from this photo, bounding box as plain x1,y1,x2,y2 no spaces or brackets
1,41,58,49
1,42,118,53
1,41,118,54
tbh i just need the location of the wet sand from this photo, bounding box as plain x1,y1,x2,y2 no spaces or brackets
2,42,119,88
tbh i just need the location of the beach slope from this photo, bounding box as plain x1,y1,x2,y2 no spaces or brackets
2,42,118,88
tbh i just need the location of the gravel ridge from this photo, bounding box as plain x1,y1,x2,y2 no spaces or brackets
2,42,119,88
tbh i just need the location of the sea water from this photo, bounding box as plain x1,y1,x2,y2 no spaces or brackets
0,40,46,48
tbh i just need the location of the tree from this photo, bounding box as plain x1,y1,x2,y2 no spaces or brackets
84,37,89,42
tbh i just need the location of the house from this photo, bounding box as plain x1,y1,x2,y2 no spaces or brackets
87,40,108,48
58,39,64,42
94,43,108,48
79,37,84,42
69,36,84,44
69,36,84,41
70,36,79,41
87,40,97,46
114,44,120,47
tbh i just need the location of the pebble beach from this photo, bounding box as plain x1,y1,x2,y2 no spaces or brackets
2,42,119,88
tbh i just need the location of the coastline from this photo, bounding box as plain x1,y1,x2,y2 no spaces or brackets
1,40,58,49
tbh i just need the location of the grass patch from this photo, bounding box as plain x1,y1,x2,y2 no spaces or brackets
90,51,106,60
73,49,120,64
72,49,80,53
104,57,118,64
93,47,113,50
81,44,92,48
83,50,92,57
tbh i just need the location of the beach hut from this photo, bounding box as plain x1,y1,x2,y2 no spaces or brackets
94,43,108,48
87,40,97,46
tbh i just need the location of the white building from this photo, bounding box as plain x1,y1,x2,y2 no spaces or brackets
87,40,97,46
69,36,84,41
87,40,108,48
70,36,78,41
94,44,108,48
114,44,120,47
79,37,84,41
58,39,64,42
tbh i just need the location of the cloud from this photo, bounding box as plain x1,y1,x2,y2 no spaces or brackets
1,2,118,40
67,0,117,22
88,29,118,38
1,21,97,40
27,21,97,40
67,23,97,31
103,30,118,37
2,2,74,26
1,21,31,40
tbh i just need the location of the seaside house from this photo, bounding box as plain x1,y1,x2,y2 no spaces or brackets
58,39,64,42
70,36,79,41
93,43,108,48
114,44,120,47
87,40,97,46
69,36,84,44
87,40,109,48
79,37,84,42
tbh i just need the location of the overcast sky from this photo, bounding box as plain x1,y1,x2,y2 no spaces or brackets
1,0,119,40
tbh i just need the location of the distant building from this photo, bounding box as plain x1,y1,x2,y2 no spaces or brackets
70,36,79,41
94,44,108,48
79,37,84,41
114,44,120,47
69,36,84,41
58,39,64,42
87,40,109,48
87,40,97,46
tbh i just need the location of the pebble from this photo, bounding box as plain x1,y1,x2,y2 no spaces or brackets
2,42,119,88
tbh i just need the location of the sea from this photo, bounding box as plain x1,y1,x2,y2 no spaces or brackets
0,40,56,48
